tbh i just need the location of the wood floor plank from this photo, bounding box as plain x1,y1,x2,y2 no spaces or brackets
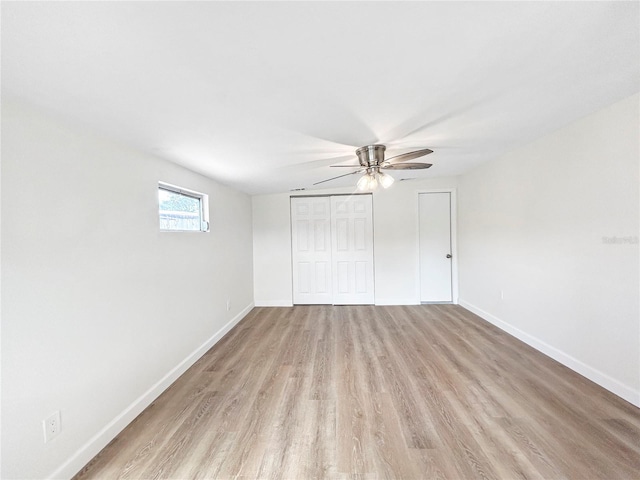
74,305,640,480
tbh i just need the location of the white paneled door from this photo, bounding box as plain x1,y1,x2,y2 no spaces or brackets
291,196,333,304
331,195,375,305
291,195,374,305
419,192,453,303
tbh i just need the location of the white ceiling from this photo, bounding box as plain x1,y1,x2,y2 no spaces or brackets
2,1,639,195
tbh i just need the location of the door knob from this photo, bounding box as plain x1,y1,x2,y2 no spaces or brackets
446,254,452,259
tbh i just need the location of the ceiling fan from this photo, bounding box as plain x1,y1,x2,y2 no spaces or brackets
313,144,433,190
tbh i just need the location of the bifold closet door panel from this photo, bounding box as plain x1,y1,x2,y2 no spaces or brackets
331,195,375,305
291,196,333,304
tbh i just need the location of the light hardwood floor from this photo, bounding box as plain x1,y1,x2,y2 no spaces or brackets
74,305,640,479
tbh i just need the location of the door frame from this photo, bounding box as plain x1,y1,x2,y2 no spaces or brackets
290,193,375,305
416,188,458,304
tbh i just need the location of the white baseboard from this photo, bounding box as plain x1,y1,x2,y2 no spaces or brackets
458,299,640,408
256,300,422,307
254,300,294,307
49,302,255,480
375,298,420,306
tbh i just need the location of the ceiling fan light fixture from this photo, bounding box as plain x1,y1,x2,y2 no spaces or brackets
356,174,369,191
356,168,394,191
378,171,395,189
357,172,378,191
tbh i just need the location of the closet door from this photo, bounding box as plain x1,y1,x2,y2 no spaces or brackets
291,196,333,304
331,195,375,305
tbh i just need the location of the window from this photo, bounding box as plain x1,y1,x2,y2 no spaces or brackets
158,182,209,232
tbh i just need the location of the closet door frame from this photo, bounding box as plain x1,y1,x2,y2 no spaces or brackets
290,194,375,305
416,188,458,304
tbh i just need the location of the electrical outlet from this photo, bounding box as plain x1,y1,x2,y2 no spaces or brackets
500,290,505,300
43,411,61,443
226,299,231,311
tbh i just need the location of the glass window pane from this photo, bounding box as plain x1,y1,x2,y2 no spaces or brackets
158,187,202,231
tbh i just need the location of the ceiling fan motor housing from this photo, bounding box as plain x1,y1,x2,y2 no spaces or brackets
356,144,386,167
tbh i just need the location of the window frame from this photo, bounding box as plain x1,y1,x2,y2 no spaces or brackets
158,181,210,233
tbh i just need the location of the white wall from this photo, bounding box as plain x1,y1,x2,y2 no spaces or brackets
1,99,254,479
252,193,295,306
252,177,458,306
457,93,640,406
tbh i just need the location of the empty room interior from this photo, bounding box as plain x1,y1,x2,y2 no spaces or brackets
2,2,640,479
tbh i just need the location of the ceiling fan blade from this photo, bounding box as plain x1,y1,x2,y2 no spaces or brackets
382,162,432,170
330,164,362,167
313,169,365,186
385,148,433,164
275,154,355,174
